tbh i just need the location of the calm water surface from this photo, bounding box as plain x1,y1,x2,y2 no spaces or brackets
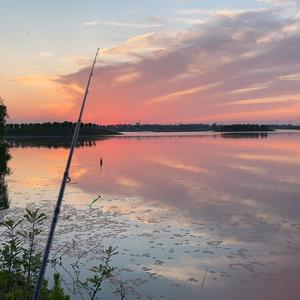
1,131,300,299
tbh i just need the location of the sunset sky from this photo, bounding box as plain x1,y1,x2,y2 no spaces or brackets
1,0,300,124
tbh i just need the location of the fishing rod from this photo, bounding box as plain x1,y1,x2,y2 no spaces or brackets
32,48,100,300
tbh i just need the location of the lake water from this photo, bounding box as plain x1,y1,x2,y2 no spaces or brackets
1,131,300,299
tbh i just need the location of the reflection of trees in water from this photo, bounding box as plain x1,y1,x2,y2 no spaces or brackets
0,98,10,210
6,137,100,149
220,133,269,139
0,142,10,210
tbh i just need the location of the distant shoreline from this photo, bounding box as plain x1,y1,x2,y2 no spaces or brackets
4,122,300,137
4,122,120,137
4,134,121,138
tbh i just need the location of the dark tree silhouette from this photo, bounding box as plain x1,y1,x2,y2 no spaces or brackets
217,124,273,132
0,98,10,210
4,122,119,136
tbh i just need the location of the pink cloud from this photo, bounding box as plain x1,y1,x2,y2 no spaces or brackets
55,9,300,124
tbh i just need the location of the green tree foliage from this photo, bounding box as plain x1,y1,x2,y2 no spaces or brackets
0,142,11,176
0,219,23,276
0,208,118,299
79,246,118,300
18,208,47,285
0,98,8,140
48,274,70,300
0,209,70,299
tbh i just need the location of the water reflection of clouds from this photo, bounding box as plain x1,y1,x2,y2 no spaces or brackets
234,153,300,164
70,167,89,180
21,176,50,187
116,177,142,188
230,164,267,175
6,132,300,300
277,175,300,184
150,158,212,175
156,260,209,284
67,135,300,245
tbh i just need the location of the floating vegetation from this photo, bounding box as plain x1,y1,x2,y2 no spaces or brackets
88,195,101,209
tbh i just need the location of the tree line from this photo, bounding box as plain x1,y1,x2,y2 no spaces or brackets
104,123,274,132
104,123,211,132
5,122,119,136
5,122,299,135
216,124,273,132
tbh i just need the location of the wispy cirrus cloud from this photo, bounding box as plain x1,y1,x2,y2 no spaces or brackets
10,75,58,85
82,19,161,29
174,8,211,15
151,82,222,103
228,95,300,106
261,0,300,5
82,20,99,26
279,73,300,81
99,32,176,63
226,83,270,95
38,51,53,57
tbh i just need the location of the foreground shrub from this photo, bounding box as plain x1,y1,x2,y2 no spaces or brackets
0,208,69,299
